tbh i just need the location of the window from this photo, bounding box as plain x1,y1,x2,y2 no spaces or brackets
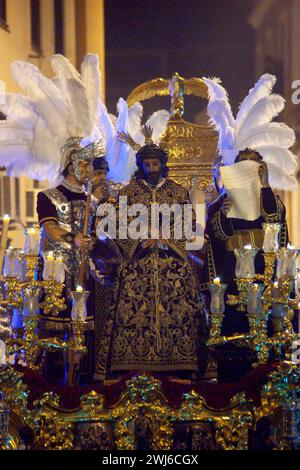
26,191,34,218
0,175,11,216
0,0,6,22
31,0,41,51
0,0,8,30
15,178,20,219
54,0,64,54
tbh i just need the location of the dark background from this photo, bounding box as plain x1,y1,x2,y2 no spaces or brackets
104,0,255,121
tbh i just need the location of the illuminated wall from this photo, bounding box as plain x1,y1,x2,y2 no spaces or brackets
249,0,300,247
0,0,105,247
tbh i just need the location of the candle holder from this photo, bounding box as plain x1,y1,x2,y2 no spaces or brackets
215,229,300,366
234,244,258,279
41,281,66,316
227,278,252,312
70,289,90,322
0,392,10,449
24,227,42,256
276,245,298,279
247,283,264,317
207,281,227,346
0,235,71,371
24,255,39,281
262,223,281,253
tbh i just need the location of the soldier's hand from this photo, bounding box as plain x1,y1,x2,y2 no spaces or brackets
258,161,270,188
74,233,91,249
221,197,232,215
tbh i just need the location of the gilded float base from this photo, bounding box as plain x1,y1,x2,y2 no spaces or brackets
0,361,299,450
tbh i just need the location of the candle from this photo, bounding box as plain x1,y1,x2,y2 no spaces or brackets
209,282,227,315
3,248,16,277
42,252,55,281
0,214,10,274
234,245,258,279
54,256,65,283
24,227,42,255
15,250,26,281
0,340,6,365
22,288,40,318
247,283,264,316
276,245,299,279
71,288,89,321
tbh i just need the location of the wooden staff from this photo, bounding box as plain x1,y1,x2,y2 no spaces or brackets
67,179,93,386
0,214,10,276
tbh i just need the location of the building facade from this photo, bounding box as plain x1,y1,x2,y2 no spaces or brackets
249,0,300,246
0,0,105,247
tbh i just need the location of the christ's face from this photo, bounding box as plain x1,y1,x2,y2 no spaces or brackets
142,158,162,185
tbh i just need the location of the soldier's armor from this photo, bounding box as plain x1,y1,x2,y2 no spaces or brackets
40,187,97,283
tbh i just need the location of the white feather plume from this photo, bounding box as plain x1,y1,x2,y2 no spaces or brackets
128,102,143,140
0,54,107,185
266,162,297,191
203,76,229,100
81,54,101,131
204,73,298,191
51,54,81,82
107,98,129,183
146,109,169,144
10,61,69,140
236,74,276,132
65,78,90,136
253,145,298,174
236,122,296,150
237,94,285,141
203,77,235,128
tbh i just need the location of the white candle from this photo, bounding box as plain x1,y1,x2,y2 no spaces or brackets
262,223,281,253
0,214,10,274
3,248,16,277
76,285,83,293
54,256,65,283
24,227,41,255
213,277,220,285
277,245,299,279
247,283,263,316
0,340,6,365
43,252,55,281
234,245,257,278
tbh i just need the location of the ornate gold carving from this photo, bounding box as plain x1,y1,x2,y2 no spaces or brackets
0,367,299,450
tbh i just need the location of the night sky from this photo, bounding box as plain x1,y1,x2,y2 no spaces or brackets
105,0,255,121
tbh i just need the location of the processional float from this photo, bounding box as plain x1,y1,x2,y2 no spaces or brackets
0,74,299,450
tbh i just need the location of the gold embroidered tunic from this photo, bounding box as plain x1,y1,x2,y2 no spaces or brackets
95,178,208,378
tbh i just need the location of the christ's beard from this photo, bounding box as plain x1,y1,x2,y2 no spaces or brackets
146,172,161,186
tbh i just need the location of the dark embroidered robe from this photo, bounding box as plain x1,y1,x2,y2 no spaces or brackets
95,178,209,379
202,187,288,334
